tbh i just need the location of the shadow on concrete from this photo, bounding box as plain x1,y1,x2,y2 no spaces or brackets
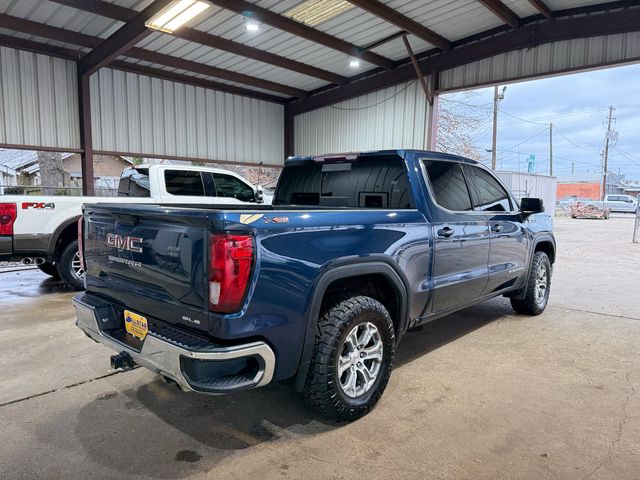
72,379,333,478
67,298,514,478
395,297,513,367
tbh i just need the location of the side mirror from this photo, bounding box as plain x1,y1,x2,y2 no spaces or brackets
255,185,264,204
520,197,544,217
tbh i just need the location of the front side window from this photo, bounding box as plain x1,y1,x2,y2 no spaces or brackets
164,170,205,196
423,160,473,211
213,174,255,202
467,166,513,212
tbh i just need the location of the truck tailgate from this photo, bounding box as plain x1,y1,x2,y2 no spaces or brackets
83,204,214,333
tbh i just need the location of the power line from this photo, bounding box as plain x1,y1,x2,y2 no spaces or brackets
551,125,600,152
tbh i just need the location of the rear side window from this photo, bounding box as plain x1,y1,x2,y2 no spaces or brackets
467,166,513,212
164,170,205,196
213,174,255,202
274,159,413,209
423,160,473,211
118,168,150,197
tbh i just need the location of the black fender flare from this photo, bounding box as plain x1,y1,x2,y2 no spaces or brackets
294,257,410,391
47,215,81,258
510,234,556,300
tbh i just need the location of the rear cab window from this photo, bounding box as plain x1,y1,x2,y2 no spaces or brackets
164,170,205,196
422,160,473,212
274,157,413,209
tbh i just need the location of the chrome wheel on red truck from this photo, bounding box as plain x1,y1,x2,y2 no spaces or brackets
302,296,396,421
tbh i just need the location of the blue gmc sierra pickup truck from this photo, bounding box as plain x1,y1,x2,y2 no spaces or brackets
73,150,555,420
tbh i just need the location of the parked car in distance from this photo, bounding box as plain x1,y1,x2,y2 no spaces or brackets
586,194,638,213
73,150,555,421
0,164,265,289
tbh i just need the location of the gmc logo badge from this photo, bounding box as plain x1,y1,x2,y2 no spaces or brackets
106,233,143,253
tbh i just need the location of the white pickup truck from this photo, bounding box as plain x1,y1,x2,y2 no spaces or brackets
0,164,265,289
587,194,638,213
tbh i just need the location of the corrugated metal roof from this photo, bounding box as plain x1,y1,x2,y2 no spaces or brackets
439,31,640,92
0,0,627,98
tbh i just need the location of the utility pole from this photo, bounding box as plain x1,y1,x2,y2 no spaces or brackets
549,123,553,176
571,162,575,174
601,106,616,200
491,86,499,170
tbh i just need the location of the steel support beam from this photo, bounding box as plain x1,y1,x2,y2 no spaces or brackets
527,0,554,19
50,0,348,85
78,74,94,196
78,0,174,77
0,33,287,103
0,14,305,98
207,0,396,70
289,6,640,114
402,35,433,104
347,0,450,50
476,0,521,28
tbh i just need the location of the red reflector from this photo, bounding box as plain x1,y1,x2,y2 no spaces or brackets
0,203,17,236
209,234,254,314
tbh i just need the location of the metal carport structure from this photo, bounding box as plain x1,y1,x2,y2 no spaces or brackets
0,0,639,194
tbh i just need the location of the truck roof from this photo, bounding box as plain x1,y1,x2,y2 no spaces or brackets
285,149,482,166
130,164,248,175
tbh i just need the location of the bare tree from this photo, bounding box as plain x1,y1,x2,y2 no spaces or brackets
38,151,67,195
436,91,490,161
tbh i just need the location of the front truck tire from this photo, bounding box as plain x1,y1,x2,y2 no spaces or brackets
57,240,85,290
37,262,60,278
302,295,396,421
510,251,551,315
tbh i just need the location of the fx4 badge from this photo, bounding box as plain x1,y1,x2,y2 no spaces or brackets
22,202,55,210
106,233,143,253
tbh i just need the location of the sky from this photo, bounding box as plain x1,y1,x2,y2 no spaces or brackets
444,62,640,180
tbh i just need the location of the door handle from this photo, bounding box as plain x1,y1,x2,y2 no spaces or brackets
437,227,454,238
491,224,503,233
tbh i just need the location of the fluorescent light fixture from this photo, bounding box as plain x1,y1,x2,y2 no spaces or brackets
242,13,260,32
285,0,353,27
348,56,360,69
145,0,210,34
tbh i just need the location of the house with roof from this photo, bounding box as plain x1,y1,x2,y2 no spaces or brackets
0,149,134,194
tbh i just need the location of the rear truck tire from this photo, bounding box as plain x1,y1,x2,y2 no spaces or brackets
510,251,551,315
302,295,396,421
37,262,60,278
57,240,85,290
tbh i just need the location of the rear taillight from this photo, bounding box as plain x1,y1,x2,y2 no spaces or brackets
0,203,17,236
77,217,85,270
209,234,254,314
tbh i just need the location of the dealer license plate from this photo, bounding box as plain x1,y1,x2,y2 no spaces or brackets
124,310,148,340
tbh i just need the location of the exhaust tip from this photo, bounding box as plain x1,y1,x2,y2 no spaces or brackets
34,257,45,265
21,257,32,265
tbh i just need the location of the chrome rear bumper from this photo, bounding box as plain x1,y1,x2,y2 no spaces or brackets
72,294,275,393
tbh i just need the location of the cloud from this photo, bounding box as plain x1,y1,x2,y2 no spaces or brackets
445,63,640,178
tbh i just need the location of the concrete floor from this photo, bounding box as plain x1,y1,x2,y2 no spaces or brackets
1,215,639,480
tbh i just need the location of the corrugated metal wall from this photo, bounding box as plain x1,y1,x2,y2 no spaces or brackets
294,80,431,156
439,32,640,91
90,68,284,165
496,171,558,213
0,47,79,149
